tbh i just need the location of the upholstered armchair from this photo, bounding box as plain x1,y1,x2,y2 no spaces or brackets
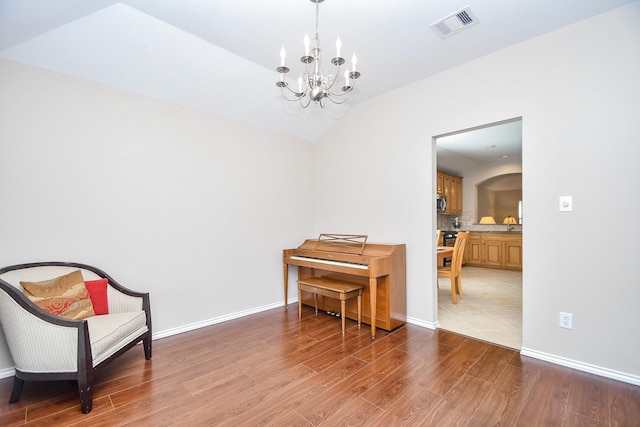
0,262,152,413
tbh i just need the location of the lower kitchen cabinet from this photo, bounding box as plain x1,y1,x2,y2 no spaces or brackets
466,234,483,265
464,232,522,270
504,240,523,269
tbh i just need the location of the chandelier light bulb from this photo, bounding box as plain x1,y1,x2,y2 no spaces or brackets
351,53,357,72
280,46,286,67
335,37,342,58
303,33,310,56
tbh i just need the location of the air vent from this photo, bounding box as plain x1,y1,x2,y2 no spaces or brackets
431,6,478,39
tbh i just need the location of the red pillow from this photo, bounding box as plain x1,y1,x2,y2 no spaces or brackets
85,278,109,315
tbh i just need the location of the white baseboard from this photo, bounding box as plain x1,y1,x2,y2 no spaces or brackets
520,347,640,386
403,323,640,387
152,300,293,340
406,316,438,330
158,311,439,342
0,367,14,379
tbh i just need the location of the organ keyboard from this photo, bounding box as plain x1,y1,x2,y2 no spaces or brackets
283,234,406,339
288,256,369,270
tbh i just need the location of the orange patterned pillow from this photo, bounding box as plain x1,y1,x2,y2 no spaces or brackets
21,270,96,320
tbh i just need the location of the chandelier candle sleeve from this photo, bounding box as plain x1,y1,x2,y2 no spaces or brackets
275,0,361,109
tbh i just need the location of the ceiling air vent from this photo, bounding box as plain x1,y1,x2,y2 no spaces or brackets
431,6,478,39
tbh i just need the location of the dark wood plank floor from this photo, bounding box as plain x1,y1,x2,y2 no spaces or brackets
0,305,638,426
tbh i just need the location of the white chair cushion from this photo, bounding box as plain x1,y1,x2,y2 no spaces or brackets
87,311,148,367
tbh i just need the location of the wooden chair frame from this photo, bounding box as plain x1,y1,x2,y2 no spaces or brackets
437,231,469,304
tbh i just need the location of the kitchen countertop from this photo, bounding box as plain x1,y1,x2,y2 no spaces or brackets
469,230,522,234
459,225,522,233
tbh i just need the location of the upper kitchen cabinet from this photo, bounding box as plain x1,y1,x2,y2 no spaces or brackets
437,173,444,195
437,170,463,215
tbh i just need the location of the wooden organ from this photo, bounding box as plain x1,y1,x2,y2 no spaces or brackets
283,234,406,339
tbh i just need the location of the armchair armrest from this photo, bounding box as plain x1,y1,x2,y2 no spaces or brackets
102,274,150,314
0,284,89,373
90,268,151,339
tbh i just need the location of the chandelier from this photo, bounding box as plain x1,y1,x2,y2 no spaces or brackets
276,0,361,108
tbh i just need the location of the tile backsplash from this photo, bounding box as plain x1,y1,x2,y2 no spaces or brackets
437,212,522,232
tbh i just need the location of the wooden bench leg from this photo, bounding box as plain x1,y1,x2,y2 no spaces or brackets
357,290,362,329
340,299,346,334
298,286,302,319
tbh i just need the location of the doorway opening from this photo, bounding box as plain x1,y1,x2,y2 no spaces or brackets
434,118,523,349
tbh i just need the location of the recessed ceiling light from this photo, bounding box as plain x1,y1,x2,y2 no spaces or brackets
502,155,510,158
485,144,496,149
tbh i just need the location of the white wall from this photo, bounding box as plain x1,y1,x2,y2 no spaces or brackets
313,4,640,382
0,59,315,371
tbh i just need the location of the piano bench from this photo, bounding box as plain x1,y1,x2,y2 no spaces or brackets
297,277,363,335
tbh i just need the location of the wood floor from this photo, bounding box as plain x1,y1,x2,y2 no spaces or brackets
0,305,638,426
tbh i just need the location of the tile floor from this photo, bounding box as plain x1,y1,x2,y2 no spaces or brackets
437,265,522,349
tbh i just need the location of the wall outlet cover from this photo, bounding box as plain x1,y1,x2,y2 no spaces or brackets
559,312,573,329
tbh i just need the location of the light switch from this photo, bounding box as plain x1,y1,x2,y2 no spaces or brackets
559,196,572,212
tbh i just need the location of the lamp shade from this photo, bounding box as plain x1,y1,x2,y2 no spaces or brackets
479,216,496,224
503,216,517,224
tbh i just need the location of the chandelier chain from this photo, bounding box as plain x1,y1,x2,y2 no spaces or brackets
314,0,320,51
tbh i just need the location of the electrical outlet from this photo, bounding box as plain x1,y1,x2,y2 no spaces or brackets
559,312,573,329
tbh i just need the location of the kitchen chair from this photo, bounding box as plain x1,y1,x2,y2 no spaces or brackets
437,231,469,304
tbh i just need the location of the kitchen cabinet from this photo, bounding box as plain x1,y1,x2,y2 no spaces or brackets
464,232,522,270
483,237,504,268
504,240,523,269
437,170,463,215
465,233,483,265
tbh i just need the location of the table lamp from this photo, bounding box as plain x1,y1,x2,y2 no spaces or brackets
503,216,517,225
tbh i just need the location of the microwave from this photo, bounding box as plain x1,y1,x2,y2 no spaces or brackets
436,194,447,211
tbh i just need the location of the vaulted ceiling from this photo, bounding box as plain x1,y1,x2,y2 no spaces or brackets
1,0,635,142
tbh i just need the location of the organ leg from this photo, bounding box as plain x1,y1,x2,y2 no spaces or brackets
283,263,289,309
369,277,377,339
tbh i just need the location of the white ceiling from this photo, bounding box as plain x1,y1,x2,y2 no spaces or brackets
0,0,635,142
436,118,522,176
